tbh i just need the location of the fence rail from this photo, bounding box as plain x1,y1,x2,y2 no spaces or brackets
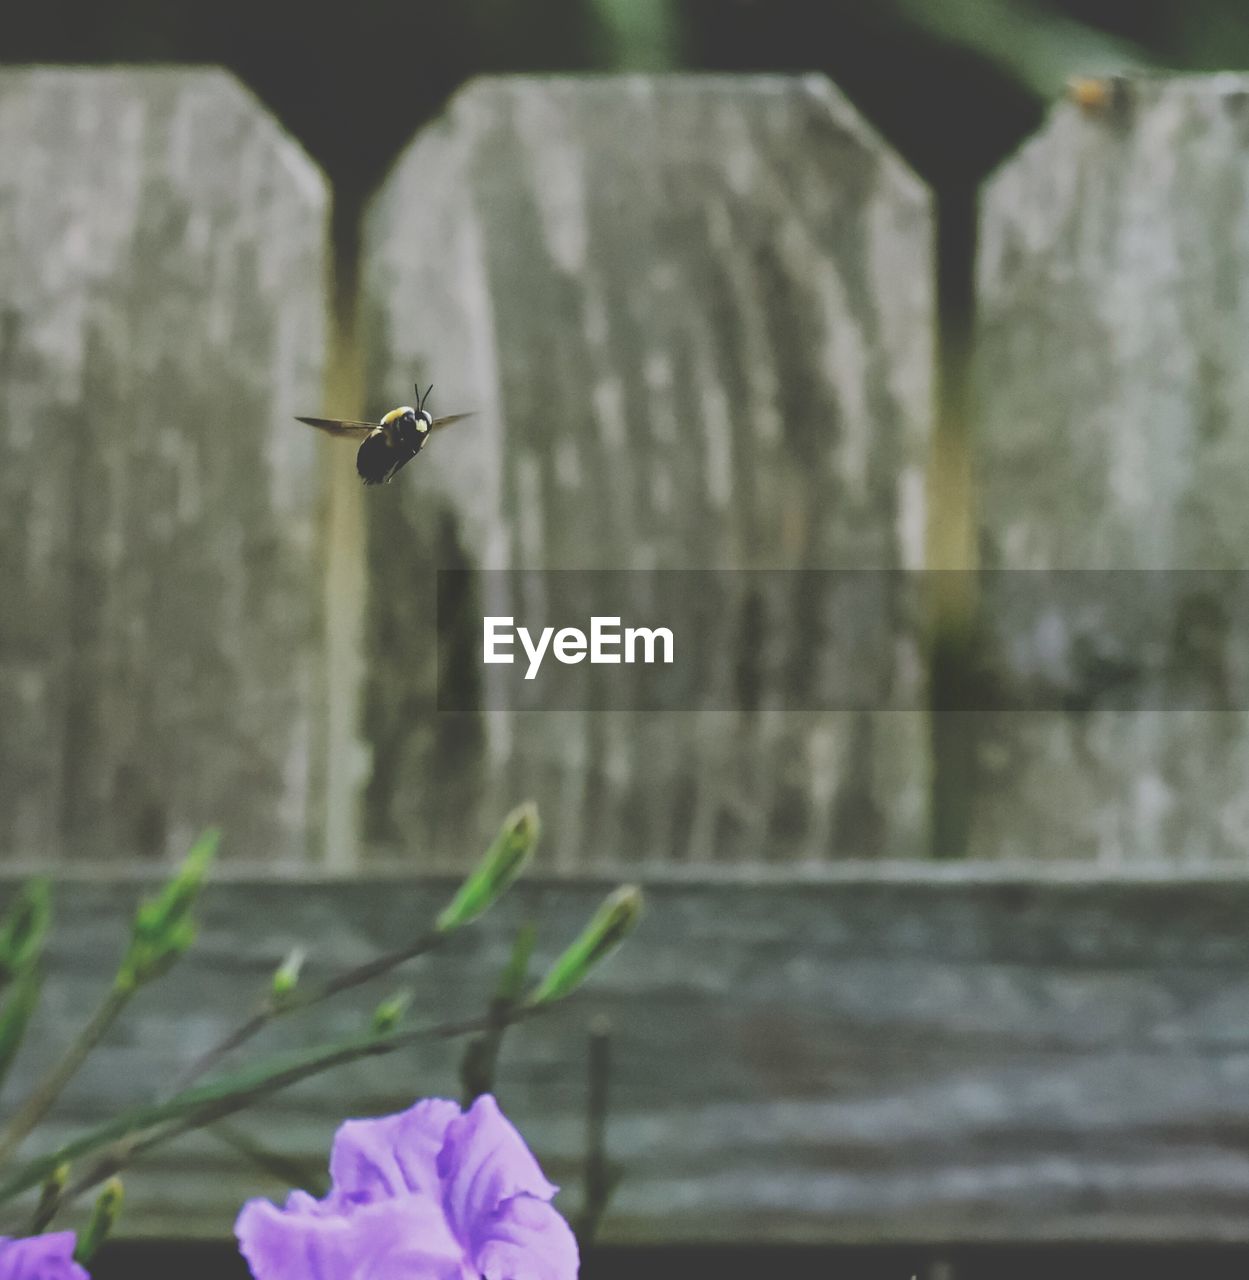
10,870,1249,1243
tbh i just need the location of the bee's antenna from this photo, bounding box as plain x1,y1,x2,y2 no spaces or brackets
424,384,433,410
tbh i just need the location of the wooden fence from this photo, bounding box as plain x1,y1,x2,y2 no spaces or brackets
4,66,1249,1243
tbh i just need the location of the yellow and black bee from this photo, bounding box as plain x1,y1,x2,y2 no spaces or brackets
296,384,473,486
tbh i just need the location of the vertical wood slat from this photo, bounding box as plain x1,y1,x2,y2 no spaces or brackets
971,75,1249,861
0,69,330,865
360,75,935,869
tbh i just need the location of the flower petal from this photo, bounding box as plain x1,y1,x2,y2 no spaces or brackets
236,1191,464,1280
282,1190,327,1217
472,1195,579,1280
0,1233,89,1280
438,1095,557,1245
329,1097,461,1205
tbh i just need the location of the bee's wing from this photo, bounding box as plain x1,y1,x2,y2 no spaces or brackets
428,412,476,434
295,416,376,438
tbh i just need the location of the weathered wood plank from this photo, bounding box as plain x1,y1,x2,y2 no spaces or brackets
0,69,329,865
970,74,1249,861
359,75,934,868
6,871,1249,1243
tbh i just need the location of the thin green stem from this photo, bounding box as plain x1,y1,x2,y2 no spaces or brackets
207,1123,329,1197
28,1164,67,1234
25,922,453,1230
576,1017,619,1245
0,965,42,1100
0,982,133,1166
459,923,535,1105
2,1002,541,1219
168,928,447,1093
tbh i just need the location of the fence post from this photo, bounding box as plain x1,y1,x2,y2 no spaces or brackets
0,68,329,865
971,74,1249,861
359,75,935,867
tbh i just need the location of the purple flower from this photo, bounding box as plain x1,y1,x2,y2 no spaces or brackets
236,1095,578,1280
0,1233,89,1280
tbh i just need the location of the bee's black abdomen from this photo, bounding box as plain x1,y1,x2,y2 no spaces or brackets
357,432,418,485
356,434,390,484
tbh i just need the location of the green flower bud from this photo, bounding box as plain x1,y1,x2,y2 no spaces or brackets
31,1162,69,1234
436,804,539,933
371,989,412,1035
526,886,642,1007
271,948,306,1004
75,1176,123,1263
118,829,219,989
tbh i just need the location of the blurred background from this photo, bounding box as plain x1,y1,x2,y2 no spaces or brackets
8,2,1249,1277
7,0,1238,295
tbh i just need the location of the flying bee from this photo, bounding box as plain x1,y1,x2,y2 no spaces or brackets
296,384,474,486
